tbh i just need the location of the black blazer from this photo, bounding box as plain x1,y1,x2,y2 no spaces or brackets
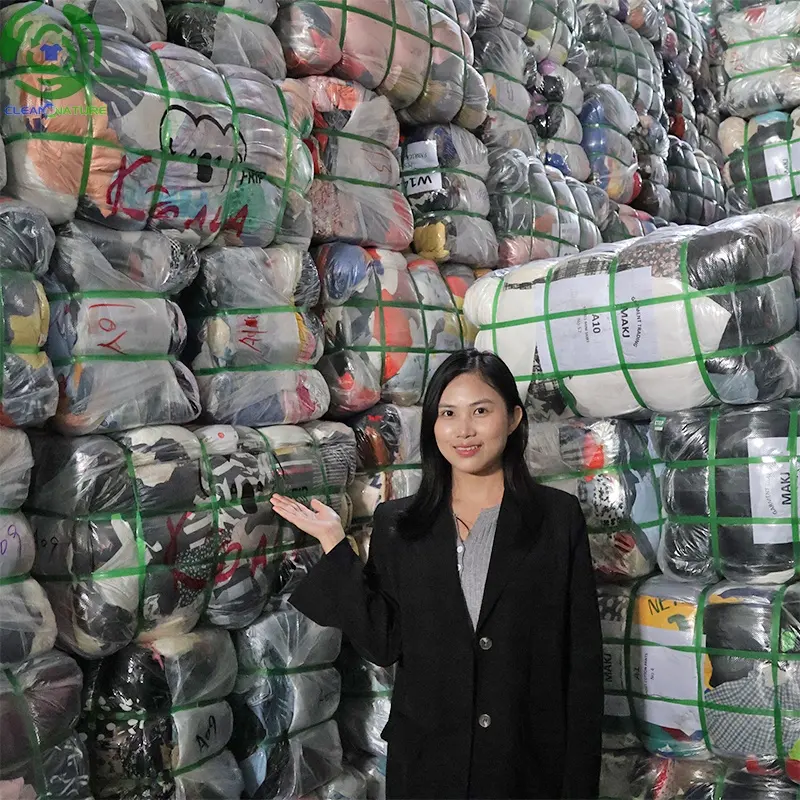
289,482,603,800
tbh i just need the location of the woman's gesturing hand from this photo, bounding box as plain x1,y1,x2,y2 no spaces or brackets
269,494,346,554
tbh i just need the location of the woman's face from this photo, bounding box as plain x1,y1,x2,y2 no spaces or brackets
434,372,523,478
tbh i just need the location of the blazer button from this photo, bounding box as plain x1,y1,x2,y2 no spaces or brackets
479,636,492,650
478,714,491,728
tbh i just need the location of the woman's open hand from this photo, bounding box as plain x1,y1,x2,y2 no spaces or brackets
269,494,346,554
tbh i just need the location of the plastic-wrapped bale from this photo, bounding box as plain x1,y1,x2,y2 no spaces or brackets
231,594,344,800
275,0,486,126
681,769,800,798
81,628,244,799
0,197,57,427
0,430,56,669
603,575,800,777
345,754,386,800
667,137,725,225
664,59,699,149
401,124,498,267
473,28,538,154
487,149,582,266
630,114,672,220
315,245,468,416
527,418,662,580
45,221,201,435
182,245,329,427
347,404,422,563
473,0,532,35
303,765,369,800
565,177,604,251
600,201,660,241
0,650,92,799
164,0,286,79
695,86,725,169
717,2,800,117
0,8,308,247
652,402,800,585
43,0,168,41
465,215,800,420
721,111,800,213
580,84,642,204
301,77,413,250
527,0,579,64
578,5,665,120
665,0,704,78
576,0,664,42
440,264,479,345
336,643,394,758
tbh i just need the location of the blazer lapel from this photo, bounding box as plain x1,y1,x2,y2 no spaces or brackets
476,487,544,631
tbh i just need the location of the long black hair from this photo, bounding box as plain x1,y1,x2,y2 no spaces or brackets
396,349,537,539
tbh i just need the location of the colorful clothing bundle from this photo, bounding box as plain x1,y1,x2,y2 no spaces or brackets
527,417,662,580
275,0,487,126
465,215,800,420
654,401,800,585
0,5,310,248
667,138,725,225
488,148,584,265
577,0,664,42
164,0,287,79
630,114,672,219
231,594,343,800
81,628,244,799
401,124,498,267
527,0,578,64
580,84,642,204
0,197,57,427
0,650,92,799
46,221,201,435
45,0,168,41
315,245,467,415
302,77,413,250
664,59,700,148
183,245,329,427
440,264,479,345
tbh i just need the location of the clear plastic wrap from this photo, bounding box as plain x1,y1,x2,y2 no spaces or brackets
275,0,485,125
231,594,343,800
440,264,479,344
630,114,672,219
315,246,467,415
719,2,800,117
695,86,725,168
577,0,663,42
301,765,368,800
600,202,660,240
402,124,498,267
164,0,286,79
45,221,201,435
665,0,705,77
578,5,665,120
667,138,726,225
302,77,413,250
527,0,578,64
182,245,328,427
347,404,422,563
466,215,800,420
46,0,168,41
681,768,800,798
81,628,243,799
345,754,386,800
0,650,92,799
664,59,699,148
580,84,641,204
473,0,532,34
527,417,662,580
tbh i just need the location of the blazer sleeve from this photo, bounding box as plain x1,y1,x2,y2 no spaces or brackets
288,502,402,667
562,498,603,799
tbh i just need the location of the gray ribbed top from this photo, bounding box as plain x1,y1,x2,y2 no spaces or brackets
455,504,500,630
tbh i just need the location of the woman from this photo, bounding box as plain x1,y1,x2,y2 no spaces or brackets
270,349,603,799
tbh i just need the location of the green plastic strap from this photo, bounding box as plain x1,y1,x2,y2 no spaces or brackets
143,45,173,226
406,258,432,400
707,408,722,576
402,164,485,183
341,688,394,698
239,661,336,677
192,362,308,377
621,577,652,745
50,353,178,366
85,695,223,721
188,304,309,319
791,408,800,576
5,667,48,796
541,267,580,415
257,714,335,749
122,451,149,634
47,289,168,302
771,583,790,766
198,439,221,610
693,585,714,753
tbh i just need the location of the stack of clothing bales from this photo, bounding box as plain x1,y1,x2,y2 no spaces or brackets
664,58,700,149
667,137,726,224
566,177,605,250
43,0,168,40
577,0,665,43
527,0,579,66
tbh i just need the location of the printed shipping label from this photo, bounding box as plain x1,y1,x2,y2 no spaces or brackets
747,436,797,544
403,141,442,196
764,143,800,203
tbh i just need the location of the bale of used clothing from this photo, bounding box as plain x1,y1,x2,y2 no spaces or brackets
465,215,800,420
401,124,498,267
664,59,699,148
682,769,800,799
601,202,660,240
0,430,57,669
579,4,665,120
695,86,725,168
275,0,485,126
315,245,466,416
440,264,478,345
231,594,344,800
182,245,329,426
81,628,244,799
528,418,662,580
46,221,201,435
565,177,604,251
580,84,641,204
527,0,578,64
630,114,672,219
577,0,664,42
667,137,725,225
0,197,57,427
487,149,582,265
599,751,722,798
653,401,800,585
0,650,92,799
336,644,394,758
473,28,538,154
347,404,422,563
474,0,532,36
46,0,168,41
303,766,369,800
345,754,386,800
665,0,705,77
302,77,413,250
164,0,287,79
718,2,800,117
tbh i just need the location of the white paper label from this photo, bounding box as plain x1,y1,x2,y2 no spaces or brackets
402,141,442,196
765,143,800,203
747,436,797,544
